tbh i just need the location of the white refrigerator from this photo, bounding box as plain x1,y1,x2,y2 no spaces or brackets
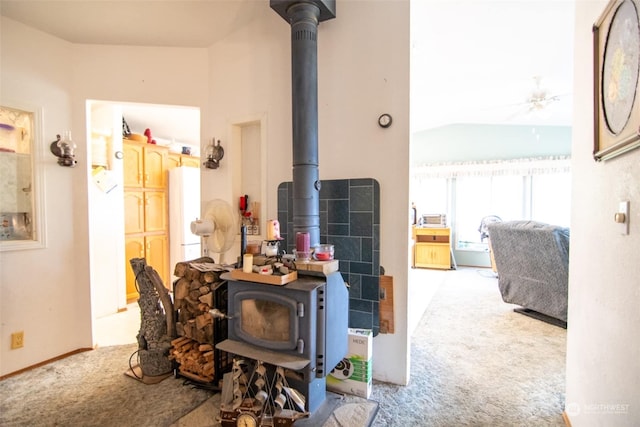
169,167,201,281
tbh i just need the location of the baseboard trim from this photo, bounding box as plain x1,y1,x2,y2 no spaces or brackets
0,347,93,381
562,411,572,427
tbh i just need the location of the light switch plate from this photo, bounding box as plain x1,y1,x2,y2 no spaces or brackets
618,200,630,235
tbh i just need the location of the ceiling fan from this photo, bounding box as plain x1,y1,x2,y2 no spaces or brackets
500,75,569,123
525,75,563,112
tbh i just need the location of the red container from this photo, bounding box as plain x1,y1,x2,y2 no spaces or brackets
313,244,334,261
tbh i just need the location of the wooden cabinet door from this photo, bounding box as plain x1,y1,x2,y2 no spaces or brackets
144,146,167,189
146,234,169,289
144,191,167,232
414,243,450,269
167,153,181,170
123,143,143,187
430,245,451,268
125,236,145,300
181,156,200,168
124,191,144,234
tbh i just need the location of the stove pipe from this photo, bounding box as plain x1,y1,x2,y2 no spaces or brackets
270,0,336,248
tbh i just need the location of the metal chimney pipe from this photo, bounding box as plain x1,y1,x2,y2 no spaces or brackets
289,3,321,248
271,0,335,249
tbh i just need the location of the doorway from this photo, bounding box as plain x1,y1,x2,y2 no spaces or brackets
87,100,201,347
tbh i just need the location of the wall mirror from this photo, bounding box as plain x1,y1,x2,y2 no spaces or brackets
0,104,46,251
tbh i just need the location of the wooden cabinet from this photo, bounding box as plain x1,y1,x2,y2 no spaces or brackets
144,146,168,189
145,234,168,278
124,236,145,301
123,141,168,188
124,235,168,301
144,191,167,232
123,143,144,187
124,191,167,234
123,140,170,301
124,191,145,234
413,227,451,270
168,152,200,169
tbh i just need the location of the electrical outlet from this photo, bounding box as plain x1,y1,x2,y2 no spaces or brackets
11,331,24,349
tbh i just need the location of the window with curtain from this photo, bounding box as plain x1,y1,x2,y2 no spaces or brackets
412,157,571,252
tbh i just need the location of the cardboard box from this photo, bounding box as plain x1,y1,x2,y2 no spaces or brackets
327,328,372,398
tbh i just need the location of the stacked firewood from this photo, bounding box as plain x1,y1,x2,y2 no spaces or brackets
168,256,225,382
169,337,215,382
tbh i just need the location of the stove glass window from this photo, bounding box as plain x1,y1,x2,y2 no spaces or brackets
240,299,291,343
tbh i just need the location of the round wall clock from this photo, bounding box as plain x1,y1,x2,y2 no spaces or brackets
378,113,392,128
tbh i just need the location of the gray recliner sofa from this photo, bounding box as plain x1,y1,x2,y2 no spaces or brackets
487,220,570,323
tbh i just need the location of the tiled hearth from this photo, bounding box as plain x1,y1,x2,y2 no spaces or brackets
278,178,380,335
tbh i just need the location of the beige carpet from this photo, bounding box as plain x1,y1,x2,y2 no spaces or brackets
370,267,566,426
0,267,565,427
0,344,212,427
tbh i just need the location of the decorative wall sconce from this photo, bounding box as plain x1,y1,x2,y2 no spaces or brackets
204,138,224,169
50,131,77,167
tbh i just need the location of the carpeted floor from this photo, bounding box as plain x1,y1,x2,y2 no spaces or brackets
370,267,566,426
0,267,566,427
0,344,213,427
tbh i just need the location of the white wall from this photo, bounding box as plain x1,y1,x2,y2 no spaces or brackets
87,102,126,318
565,1,640,425
1,1,411,386
0,17,210,375
206,1,411,384
0,18,90,375
70,44,209,330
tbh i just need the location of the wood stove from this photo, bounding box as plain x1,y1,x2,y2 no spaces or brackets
214,0,347,418
217,271,348,413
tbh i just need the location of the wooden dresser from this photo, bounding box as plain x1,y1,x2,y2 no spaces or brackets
412,226,451,270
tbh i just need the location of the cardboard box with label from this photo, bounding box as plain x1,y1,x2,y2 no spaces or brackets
327,328,372,398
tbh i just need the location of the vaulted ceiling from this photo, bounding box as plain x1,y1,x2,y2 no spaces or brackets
1,0,574,139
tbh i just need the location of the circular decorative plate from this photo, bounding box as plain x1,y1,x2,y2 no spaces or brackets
601,0,640,135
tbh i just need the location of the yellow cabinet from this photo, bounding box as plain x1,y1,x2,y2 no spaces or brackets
123,140,170,301
124,235,169,300
180,155,200,168
123,143,143,187
144,191,167,232
145,234,168,285
124,191,167,234
124,236,145,301
124,191,144,234
413,227,451,270
144,145,168,189
168,152,200,169
123,141,168,189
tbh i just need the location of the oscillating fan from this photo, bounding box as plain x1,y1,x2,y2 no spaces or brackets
190,199,237,263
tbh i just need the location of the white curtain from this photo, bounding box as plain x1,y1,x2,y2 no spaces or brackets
412,156,571,181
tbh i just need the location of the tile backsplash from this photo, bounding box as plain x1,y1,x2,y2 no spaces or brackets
278,178,380,335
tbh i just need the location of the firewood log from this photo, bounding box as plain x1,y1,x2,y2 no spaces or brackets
197,312,212,329
198,292,213,307
175,278,190,299
185,268,201,281
174,256,215,277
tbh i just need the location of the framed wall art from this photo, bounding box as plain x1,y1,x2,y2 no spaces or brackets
0,103,47,251
593,0,640,161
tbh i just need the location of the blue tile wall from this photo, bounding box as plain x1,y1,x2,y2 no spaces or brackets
278,178,380,335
